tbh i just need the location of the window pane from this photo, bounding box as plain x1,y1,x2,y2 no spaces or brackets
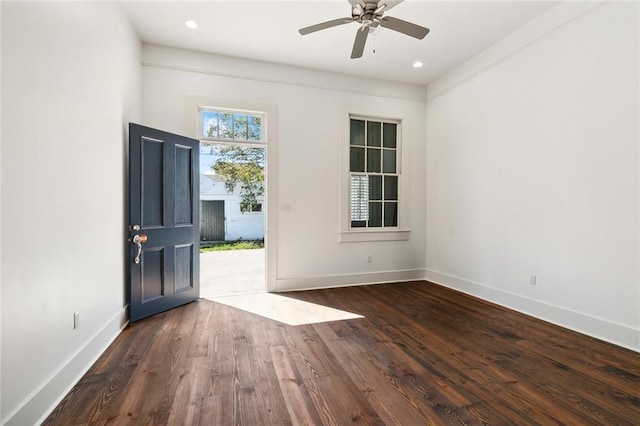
219,113,233,138
384,202,398,227
203,111,218,138
383,123,397,148
384,176,398,200
367,148,381,173
350,175,368,222
248,115,262,140
367,121,381,147
233,114,248,140
350,119,365,146
350,147,365,172
383,149,396,173
200,109,264,142
368,202,382,227
369,175,382,200
348,117,400,230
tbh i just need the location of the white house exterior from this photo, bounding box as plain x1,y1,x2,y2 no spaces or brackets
200,173,265,241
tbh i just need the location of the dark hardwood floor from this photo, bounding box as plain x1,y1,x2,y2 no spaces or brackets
45,281,640,425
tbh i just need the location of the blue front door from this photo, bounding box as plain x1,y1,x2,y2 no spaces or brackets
128,123,200,322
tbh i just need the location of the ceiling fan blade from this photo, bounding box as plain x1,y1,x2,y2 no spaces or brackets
379,16,429,39
351,27,369,59
299,17,353,35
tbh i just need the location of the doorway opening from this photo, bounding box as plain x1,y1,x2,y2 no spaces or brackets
195,106,269,298
198,142,266,298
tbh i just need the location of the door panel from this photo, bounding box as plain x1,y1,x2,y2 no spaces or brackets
142,248,164,302
141,138,165,228
175,145,194,226
129,123,200,322
174,244,195,293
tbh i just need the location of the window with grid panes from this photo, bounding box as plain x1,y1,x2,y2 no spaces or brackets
349,117,399,228
199,108,264,143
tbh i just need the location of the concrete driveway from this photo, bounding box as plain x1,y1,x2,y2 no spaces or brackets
200,248,265,299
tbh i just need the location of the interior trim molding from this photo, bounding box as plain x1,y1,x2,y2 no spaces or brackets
142,44,428,102
275,268,427,292
339,229,411,242
425,269,640,353
4,307,130,426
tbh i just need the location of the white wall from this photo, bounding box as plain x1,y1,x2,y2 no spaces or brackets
142,45,427,292
1,2,141,424
426,1,640,351
200,175,265,241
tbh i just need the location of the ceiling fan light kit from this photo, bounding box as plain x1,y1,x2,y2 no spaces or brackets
298,0,429,59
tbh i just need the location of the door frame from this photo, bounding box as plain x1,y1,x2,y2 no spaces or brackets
185,96,278,293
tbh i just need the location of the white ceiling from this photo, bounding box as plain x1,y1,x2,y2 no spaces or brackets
122,0,558,86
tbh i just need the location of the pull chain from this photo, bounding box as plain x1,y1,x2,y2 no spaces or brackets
372,28,376,54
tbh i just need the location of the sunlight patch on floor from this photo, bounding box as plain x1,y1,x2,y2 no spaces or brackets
209,292,364,326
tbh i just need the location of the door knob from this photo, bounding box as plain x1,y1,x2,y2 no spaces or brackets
131,234,148,264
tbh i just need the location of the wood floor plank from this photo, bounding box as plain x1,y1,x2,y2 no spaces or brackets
45,282,640,425
313,322,437,425
305,374,384,425
246,317,294,425
270,345,324,425
281,324,345,380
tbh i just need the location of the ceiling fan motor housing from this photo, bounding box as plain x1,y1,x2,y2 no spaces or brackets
352,2,385,25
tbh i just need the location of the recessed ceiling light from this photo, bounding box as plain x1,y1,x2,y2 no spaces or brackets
185,20,198,29
412,61,424,68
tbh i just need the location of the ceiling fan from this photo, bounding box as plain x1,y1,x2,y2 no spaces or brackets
298,0,430,59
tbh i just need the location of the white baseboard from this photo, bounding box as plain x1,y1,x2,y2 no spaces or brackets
425,269,639,353
4,307,129,426
275,268,426,292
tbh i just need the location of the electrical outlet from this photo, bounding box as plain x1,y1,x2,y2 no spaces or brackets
529,275,537,286
366,255,372,264
73,312,80,329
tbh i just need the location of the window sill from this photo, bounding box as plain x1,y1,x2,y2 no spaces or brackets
339,229,410,243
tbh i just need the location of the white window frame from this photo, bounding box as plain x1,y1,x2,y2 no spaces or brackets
198,106,267,145
340,112,410,243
